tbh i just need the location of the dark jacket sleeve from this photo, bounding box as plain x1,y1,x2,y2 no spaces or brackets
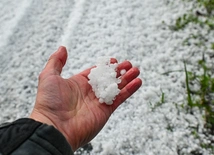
0,118,73,155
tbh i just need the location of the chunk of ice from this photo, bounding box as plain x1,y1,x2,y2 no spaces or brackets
120,69,126,75
88,57,121,105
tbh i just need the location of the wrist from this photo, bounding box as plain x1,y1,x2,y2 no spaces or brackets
30,109,58,130
30,109,77,151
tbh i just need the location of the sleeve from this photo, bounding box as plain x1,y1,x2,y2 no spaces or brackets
0,118,73,155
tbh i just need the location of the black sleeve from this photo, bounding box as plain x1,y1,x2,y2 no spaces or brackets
0,118,73,155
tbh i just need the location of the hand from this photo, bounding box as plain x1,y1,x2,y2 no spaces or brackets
30,46,142,151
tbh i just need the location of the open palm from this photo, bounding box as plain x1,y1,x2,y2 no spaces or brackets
30,47,142,151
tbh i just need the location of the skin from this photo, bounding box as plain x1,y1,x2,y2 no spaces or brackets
30,46,142,151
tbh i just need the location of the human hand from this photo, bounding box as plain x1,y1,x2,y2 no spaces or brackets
30,46,142,151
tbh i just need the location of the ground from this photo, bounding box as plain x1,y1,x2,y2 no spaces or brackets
0,0,212,154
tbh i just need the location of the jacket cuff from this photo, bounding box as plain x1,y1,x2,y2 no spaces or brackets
0,118,73,155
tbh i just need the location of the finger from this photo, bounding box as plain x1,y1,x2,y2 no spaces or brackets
79,66,95,78
40,46,68,80
118,67,140,89
79,58,118,77
116,61,132,78
112,78,142,111
110,58,118,64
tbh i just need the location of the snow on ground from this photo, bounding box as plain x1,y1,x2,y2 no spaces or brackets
0,0,213,154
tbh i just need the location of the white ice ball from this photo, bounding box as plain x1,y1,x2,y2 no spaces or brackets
88,57,121,105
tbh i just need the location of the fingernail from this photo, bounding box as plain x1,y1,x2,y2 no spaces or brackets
58,46,63,52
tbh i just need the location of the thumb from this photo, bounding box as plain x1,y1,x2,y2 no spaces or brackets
39,46,68,80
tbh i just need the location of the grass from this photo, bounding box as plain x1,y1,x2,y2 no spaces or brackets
184,61,194,111
150,90,165,111
166,0,214,154
171,0,214,31
181,56,214,154
149,1,214,153
184,58,214,131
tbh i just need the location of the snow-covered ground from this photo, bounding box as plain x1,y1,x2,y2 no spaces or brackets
0,0,213,154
